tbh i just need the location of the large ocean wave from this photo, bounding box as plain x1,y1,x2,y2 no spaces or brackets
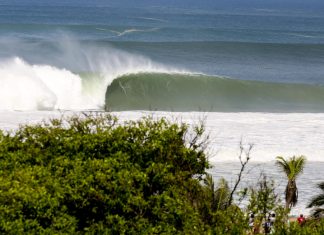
2,56,324,112
1,35,324,112
106,73,324,112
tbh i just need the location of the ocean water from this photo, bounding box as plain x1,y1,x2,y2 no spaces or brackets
1,1,324,111
1,0,324,215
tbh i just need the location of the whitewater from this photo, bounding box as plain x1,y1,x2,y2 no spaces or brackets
0,38,186,111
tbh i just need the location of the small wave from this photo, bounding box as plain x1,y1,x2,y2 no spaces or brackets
96,28,160,37
135,17,168,23
286,33,316,38
95,27,108,31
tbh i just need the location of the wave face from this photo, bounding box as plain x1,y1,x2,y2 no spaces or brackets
106,73,324,112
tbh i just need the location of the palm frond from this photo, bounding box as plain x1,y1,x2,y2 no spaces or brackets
318,182,324,191
311,208,324,218
307,194,324,208
204,173,215,192
276,155,306,180
293,155,306,178
215,178,230,210
275,156,290,175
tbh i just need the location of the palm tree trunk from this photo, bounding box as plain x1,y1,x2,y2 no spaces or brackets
285,180,297,210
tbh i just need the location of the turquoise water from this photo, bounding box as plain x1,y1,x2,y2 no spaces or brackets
1,1,324,111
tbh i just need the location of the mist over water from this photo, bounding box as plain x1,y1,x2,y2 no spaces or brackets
0,57,83,110
0,36,183,111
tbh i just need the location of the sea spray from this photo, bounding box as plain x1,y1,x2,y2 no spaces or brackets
0,57,93,110
0,36,185,111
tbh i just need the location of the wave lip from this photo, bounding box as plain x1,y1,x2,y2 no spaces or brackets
105,72,324,112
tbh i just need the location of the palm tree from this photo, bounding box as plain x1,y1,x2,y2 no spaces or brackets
275,155,306,210
203,174,230,211
307,182,324,218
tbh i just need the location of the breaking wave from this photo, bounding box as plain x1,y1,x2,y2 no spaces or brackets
105,72,324,112
1,36,324,113
0,37,181,111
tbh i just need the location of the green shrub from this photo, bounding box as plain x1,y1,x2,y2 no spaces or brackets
0,114,209,234
1,113,324,234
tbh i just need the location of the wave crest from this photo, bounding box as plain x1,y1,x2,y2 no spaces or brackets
0,57,87,110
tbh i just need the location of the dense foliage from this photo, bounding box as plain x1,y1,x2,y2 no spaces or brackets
247,174,280,222
308,182,324,218
0,114,323,234
0,114,211,234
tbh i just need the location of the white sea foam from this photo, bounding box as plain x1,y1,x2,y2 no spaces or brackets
0,57,105,110
0,57,83,110
108,28,159,37
0,37,184,111
114,111,324,162
2,111,323,163
135,17,168,22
